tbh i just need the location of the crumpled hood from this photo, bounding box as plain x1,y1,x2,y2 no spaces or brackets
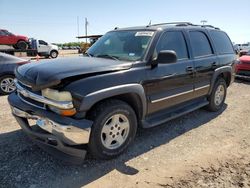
15,56,132,91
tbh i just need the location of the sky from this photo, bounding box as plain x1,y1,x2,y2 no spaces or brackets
0,0,249,44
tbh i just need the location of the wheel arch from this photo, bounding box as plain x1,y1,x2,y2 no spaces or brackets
16,39,27,44
0,72,15,78
81,84,147,121
209,66,232,95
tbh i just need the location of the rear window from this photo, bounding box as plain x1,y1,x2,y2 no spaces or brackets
210,31,234,54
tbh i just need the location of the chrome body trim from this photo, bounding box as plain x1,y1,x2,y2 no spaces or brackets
151,85,210,103
194,84,210,91
18,93,46,110
11,107,91,145
15,79,74,110
151,89,193,103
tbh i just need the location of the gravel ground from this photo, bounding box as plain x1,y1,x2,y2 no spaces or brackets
0,80,250,188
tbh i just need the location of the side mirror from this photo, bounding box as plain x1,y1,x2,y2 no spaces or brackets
152,50,177,66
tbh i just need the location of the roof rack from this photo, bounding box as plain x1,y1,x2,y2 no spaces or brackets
201,25,220,30
148,22,220,30
149,22,195,27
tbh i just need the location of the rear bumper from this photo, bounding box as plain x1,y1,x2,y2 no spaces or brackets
8,93,93,163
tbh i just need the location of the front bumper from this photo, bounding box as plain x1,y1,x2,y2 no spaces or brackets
8,93,93,163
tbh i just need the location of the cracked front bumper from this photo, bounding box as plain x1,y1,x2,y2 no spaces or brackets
8,93,93,163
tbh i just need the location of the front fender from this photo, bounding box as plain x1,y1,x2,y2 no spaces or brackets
79,84,147,118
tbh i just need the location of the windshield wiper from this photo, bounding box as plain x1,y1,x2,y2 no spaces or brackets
95,54,120,60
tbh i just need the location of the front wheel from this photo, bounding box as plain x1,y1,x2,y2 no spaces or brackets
88,100,137,159
206,78,227,112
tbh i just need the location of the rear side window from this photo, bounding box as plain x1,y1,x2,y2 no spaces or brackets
156,31,189,60
190,31,213,57
210,31,234,54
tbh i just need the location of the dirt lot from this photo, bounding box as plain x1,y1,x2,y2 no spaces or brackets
0,80,250,188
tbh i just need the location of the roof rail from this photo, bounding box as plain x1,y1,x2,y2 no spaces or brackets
150,22,195,27
201,25,220,30
148,22,220,30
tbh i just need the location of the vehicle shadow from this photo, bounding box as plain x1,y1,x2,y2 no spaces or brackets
0,104,227,187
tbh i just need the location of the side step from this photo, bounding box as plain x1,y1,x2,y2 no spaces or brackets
142,98,209,128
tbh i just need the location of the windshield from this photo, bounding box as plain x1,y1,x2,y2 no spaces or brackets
87,30,154,61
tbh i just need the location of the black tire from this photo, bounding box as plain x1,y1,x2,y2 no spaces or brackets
50,50,58,58
13,44,18,49
206,78,227,112
0,75,16,95
16,41,28,50
88,99,137,159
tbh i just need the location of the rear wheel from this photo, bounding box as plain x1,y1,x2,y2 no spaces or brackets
88,99,137,159
16,41,28,50
206,78,227,112
0,75,16,95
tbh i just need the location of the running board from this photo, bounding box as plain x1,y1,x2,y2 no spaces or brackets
142,98,209,128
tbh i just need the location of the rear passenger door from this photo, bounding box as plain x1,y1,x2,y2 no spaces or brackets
188,30,218,96
145,30,195,115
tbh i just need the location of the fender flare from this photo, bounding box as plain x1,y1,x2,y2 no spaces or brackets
208,66,232,95
79,84,147,119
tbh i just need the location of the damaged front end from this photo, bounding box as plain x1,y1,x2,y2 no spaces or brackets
8,79,93,164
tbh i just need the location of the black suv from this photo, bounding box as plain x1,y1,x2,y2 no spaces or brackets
8,22,236,162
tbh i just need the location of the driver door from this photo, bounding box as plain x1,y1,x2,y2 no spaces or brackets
0,30,10,44
37,40,49,53
144,31,195,115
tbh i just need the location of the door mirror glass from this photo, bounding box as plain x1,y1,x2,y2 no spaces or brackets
154,50,177,65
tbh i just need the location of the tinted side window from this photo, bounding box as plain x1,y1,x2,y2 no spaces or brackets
210,31,234,54
0,31,5,36
190,31,213,57
39,40,47,45
156,31,188,60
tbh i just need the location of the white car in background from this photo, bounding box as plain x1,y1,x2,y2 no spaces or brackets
238,43,250,51
31,39,59,58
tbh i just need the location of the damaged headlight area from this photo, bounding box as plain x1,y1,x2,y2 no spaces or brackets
42,88,76,116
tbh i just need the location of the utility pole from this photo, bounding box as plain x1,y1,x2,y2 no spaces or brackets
85,17,88,44
200,20,207,25
77,16,79,42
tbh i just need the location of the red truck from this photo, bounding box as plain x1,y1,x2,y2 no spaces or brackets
0,29,29,50
236,51,250,80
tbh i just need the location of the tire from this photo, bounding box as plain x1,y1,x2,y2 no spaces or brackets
206,78,227,112
88,99,137,159
16,41,28,50
50,50,58,58
0,75,16,95
13,44,18,49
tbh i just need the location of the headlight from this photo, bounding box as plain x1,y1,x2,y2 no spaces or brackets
42,88,72,101
42,88,76,116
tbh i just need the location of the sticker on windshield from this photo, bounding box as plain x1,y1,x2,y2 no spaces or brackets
135,31,154,37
